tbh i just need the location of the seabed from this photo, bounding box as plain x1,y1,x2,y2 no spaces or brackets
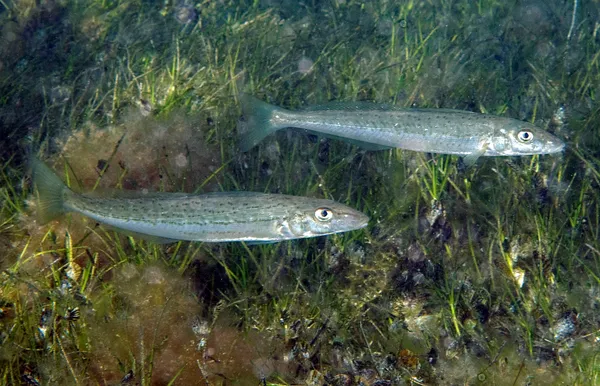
0,0,599,384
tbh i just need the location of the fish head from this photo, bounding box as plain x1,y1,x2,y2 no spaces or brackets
491,120,565,156
286,200,369,238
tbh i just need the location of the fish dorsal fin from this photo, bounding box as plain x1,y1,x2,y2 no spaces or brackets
408,107,478,115
84,188,192,200
303,101,396,112
303,103,478,116
85,190,275,201
197,191,266,197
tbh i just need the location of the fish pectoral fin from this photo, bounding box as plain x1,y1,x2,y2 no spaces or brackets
463,143,489,167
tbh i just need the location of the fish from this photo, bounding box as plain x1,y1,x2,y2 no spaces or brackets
30,158,369,243
238,94,565,163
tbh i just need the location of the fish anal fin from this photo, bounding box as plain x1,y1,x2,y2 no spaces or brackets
103,225,180,244
301,129,393,151
243,240,279,246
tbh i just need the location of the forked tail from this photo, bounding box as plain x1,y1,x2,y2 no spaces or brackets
238,94,286,151
30,157,70,223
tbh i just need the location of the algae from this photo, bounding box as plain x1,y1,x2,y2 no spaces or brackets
0,0,599,384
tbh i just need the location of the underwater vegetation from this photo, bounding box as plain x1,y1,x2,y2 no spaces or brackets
1,0,600,384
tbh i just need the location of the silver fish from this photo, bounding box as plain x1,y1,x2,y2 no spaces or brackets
31,158,368,243
238,95,565,163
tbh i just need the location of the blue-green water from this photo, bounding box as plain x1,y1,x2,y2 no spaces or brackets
0,0,598,384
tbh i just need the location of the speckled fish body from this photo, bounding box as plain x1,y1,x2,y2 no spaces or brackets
31,159,369,243
239,95,565,158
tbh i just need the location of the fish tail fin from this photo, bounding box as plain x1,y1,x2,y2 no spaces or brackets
238,94,286,152
30,157,70,223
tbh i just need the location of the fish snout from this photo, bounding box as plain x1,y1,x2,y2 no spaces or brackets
548,139,566,153
342,210,369,231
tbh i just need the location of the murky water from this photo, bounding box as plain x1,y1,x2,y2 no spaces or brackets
0,0,598,384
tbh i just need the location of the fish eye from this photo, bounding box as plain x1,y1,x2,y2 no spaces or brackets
315,207,333,222
517,130,534,143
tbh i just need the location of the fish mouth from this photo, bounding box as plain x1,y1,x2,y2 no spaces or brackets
544,139,566,154
337,211,369,232
353,212,370,230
